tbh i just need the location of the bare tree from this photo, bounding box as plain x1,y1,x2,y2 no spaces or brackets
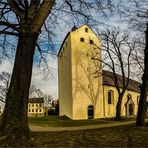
29,85,43,97
0,72,11,103
131,36,144,81
118,0,148,126
0,0,113,144
92,27,135,120
44,94,53,107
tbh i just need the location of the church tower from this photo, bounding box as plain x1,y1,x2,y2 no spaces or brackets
58,25,104,119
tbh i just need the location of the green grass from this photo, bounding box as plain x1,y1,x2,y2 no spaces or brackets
28,115,113,127
28,115,137,127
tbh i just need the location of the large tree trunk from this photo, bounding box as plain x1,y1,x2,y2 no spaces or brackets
136,84,147,126
0,33,38,145
136,23,148,127
116,94,123,120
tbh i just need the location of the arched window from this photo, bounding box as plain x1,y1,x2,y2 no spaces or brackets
137,96,140,105
88,105,94,119
127,94,131,101
80,37,85,42
108,90,114,104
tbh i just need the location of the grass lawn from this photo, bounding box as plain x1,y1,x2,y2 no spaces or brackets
28,115,136,127
30,124,148,147
28,116,111,127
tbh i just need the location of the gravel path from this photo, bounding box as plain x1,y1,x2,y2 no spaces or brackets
30,119,148,132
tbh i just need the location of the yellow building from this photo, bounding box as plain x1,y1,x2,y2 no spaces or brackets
28,97,44,116
58,24,148,120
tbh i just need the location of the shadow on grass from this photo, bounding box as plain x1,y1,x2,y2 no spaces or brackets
30,124,148,147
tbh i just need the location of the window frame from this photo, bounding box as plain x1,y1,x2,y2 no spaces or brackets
137,95,140,105
90,40,94,44
80,37,85,42
108,90,114,105
85,28,88,33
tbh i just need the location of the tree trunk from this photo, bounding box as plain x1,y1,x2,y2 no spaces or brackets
136,23,148,127
116,94,123,120
136,84,147,126
0,33,38,145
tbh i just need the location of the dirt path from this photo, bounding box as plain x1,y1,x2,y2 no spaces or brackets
29,119,148,132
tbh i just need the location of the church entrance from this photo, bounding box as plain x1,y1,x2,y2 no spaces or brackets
125,97,135,116
128,103,134,116
88,105,94,119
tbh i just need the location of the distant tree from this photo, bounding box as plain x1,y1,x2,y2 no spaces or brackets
92,27,135,120
52,100,59,115
44,94,53,107
29,85,43,97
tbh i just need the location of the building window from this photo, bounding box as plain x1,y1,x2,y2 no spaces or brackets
29,109,31,112
108,90,114,104
66,42,67,47
36,109,38,112
137,96,140,105
80,37,85,42
85,28,88,33
90,40,94,44
29,104,31,107
40,109,42,112
32,104,34,107
36,104,38,107
32,109,34,112
39,103,42,107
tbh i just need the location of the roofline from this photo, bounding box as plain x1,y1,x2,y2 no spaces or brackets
57,32,70,57
29,97,44,99
102,70,141,85
78,24,101,41
103,84,140,93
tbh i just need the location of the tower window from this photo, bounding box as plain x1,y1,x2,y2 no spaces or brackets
90,40,94,44
108,90,114,104
80,37,85,42
85,28,88,33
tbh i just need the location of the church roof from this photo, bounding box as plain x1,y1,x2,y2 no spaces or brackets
102,70,141,93
29,97,44,103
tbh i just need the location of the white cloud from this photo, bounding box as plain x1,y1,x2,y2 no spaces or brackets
31,55,58,99
0,60,13,73
0,55,59,101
